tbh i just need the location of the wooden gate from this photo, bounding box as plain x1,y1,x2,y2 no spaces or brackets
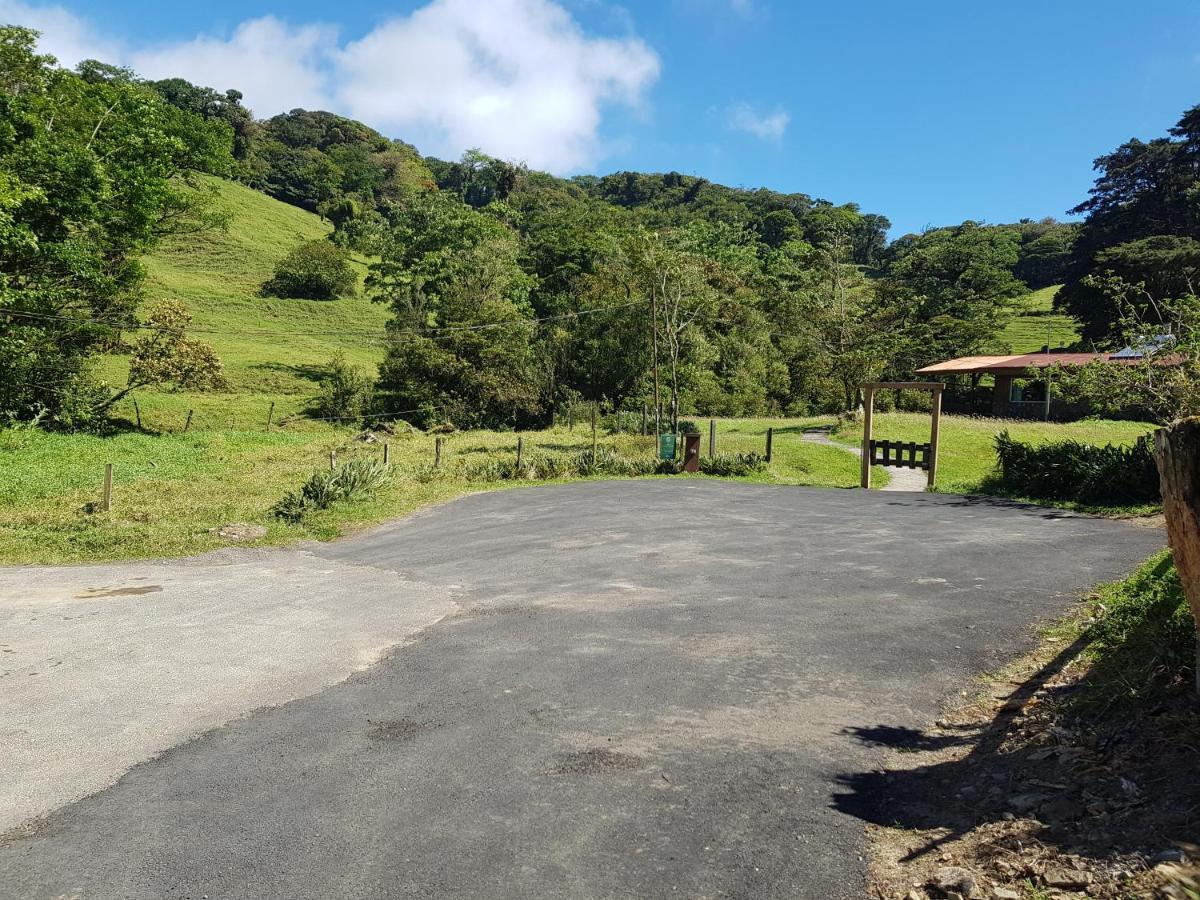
858,381,944,489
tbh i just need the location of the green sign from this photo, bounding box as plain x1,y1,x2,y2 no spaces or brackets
658,433,677,460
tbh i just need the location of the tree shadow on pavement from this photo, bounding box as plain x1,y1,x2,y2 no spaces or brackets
832,624,1200,880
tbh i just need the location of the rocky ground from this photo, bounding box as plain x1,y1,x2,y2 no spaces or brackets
865,605,1200,900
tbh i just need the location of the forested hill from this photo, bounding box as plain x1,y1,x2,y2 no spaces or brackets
6,24,1179,433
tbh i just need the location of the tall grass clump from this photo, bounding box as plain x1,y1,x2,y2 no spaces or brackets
273,458,391,522
992,430,1159,506
1073,551,1195,709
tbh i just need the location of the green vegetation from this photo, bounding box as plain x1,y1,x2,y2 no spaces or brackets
992,430,1159,506
1048,551,1195,710
997,285,1082,352
830,412,1154,497
98,175,387,428
261,239,357,300
0,417,880,565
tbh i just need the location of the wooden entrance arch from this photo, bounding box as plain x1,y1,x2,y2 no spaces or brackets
858,381,944,490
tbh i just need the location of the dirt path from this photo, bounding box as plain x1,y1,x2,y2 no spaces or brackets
801,426,930,491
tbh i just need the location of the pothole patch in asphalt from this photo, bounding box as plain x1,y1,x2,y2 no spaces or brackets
548,748,645,775
367,718,439,743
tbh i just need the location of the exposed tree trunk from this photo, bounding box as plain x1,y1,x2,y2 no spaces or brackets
1153,417,1200,694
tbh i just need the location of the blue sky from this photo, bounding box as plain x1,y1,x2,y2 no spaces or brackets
4,0,1200,235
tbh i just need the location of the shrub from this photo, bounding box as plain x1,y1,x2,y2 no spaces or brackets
311,353,374,422
460,447,660,482
992,430,1159,506
699,452,768,477
1075,551,1195,708
273,457,391,522
261,240,356,300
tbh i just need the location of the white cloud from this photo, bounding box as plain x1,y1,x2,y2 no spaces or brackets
130,18,337,116
726,102,789,140
0,0,659,172
0,0,119,66
336,0,659,170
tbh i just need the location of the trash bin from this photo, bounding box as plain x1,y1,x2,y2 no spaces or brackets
683,432,701,472
658,433,677,461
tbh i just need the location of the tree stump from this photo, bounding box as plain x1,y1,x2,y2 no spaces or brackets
1153,417,1200,693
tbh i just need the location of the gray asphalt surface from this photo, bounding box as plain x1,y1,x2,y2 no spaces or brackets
0,481,1164,900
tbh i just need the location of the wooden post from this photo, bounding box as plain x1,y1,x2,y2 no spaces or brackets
860,387,875,489
435,437,443,468
516,435,524,469
183,409,193,433
568,402,573,431
1154,419,1200,693
591,404,598,463
330,450,337,471
132,398,141,429
928,386,943,489
708,418,716,458
641,404,647,436
266,402,275,431
765,427,773,463
383,442,390,465
102,463,113,512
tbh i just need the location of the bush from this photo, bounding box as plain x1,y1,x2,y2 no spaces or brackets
273,457,391,522
699,452,768,477
1075,551,1195,708
261,240,356,300
311,353,374,422
460,447,660,482
992,430,1159,506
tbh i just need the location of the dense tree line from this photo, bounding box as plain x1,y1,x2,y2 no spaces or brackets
0,27,228,428
1058,104,1200,343
10,24,1179,432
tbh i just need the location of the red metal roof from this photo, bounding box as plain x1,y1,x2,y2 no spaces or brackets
916,352,1113,375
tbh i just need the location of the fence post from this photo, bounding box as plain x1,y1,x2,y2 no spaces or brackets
568,402,574,431
766,427,773,463
709,418,716,458
383,442,390,466
330,450,337,471
516,435,523,469
102,463,113,512
435,436,443,468
266,402,275,431
591,404,598,463
860,386,875,489
928,386,943,489
183,409,193,433
132,398,141,429
642,405,647,436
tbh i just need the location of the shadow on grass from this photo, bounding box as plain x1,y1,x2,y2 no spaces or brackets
251,361,327,383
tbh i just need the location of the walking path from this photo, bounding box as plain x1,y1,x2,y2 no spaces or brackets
802,426,930,491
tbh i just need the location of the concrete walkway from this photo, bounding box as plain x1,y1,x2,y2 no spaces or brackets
0,548,456,832
801,426,930,491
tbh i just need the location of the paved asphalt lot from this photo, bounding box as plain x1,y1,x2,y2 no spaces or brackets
0,481,1164,899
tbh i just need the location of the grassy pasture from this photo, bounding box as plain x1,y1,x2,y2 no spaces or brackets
0,418,879,565
830,412,1155,497
95,176,389,429
997,285,1082,353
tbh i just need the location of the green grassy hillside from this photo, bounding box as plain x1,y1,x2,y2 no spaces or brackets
97,177,390,430
0,183,1157,564
998,285,1083,353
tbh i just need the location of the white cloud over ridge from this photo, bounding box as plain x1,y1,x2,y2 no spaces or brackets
0,0,660,172
726,102,789,139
